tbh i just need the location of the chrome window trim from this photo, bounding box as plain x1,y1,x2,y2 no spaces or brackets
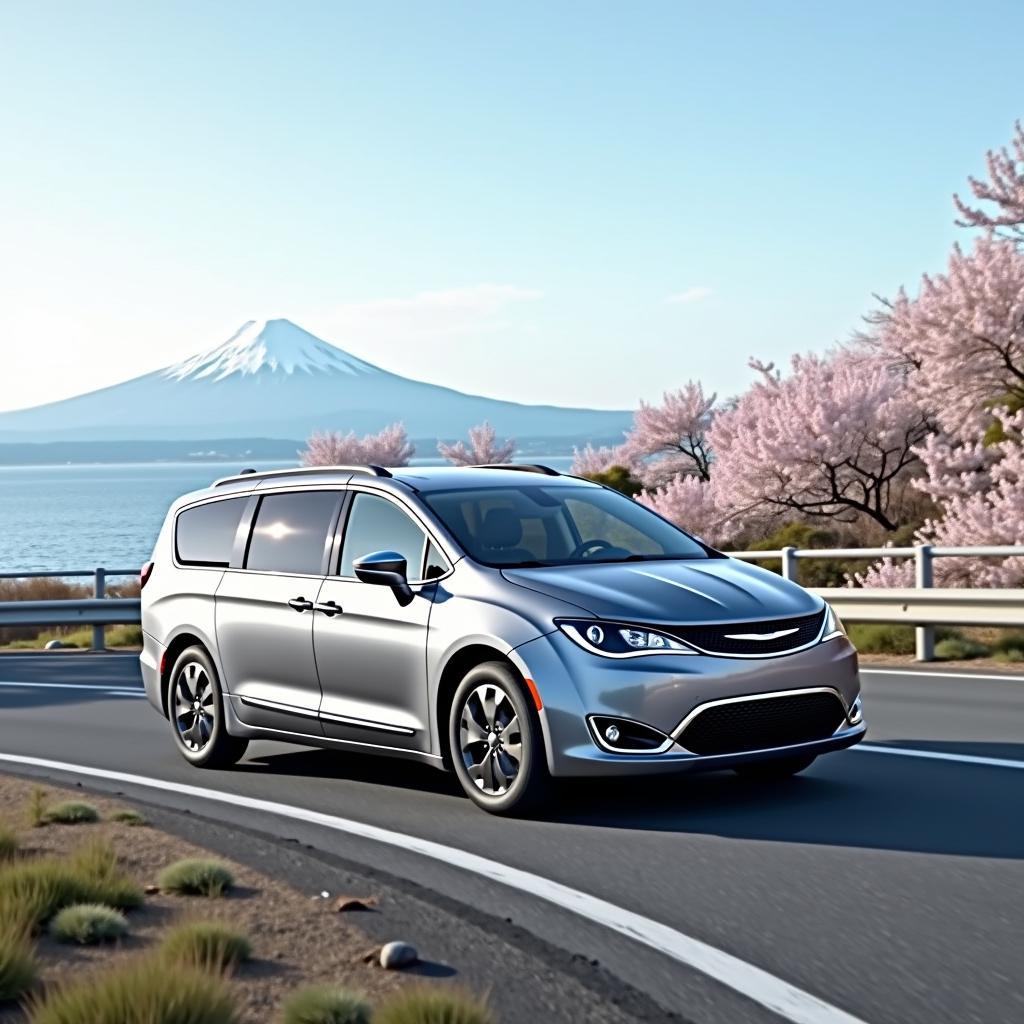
670,685,852,746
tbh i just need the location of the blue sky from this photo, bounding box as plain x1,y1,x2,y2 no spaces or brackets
1,0,1022,413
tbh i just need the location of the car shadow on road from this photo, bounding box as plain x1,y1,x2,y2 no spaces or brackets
238,741,1024,860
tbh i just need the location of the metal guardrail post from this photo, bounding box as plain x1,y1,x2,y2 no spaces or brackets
92,568,106,652
915,545,934,661
781,546,797,582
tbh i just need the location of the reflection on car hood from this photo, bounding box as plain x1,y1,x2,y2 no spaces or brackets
502,557,821,624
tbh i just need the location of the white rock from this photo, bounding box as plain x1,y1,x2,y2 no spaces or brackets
379,940,418,970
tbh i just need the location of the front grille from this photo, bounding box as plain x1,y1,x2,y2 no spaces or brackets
670,609,826,656
679,691,847,755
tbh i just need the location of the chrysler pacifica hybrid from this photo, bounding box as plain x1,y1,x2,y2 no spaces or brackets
139,463,864,814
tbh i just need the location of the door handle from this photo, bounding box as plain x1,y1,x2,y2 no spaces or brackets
313,600,342,617
287,597,314,612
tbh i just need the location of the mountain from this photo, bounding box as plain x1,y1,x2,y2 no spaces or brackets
0,319,631,445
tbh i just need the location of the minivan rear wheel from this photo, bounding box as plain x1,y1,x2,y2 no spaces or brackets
449,662,549,815
168,645,248,768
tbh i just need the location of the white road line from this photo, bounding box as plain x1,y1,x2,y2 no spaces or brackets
861,668,1024,683
0,753,869,1024
856,743,1024,771
0,680,144,696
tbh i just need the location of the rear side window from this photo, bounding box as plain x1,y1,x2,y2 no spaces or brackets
245,491,340,575
175,497,247,567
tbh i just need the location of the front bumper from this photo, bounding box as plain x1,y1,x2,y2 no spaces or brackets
510,629,863,777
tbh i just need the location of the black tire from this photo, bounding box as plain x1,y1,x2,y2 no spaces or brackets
733,753,817,780
448,661,550,815
167,645,248,768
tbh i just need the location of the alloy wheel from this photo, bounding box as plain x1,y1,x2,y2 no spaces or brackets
173,661,216,752
459,682,523,795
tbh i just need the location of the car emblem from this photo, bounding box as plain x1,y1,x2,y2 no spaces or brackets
723,627,800,641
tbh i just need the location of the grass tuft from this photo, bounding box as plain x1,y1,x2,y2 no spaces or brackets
374,987,495,1024
109,810,147,827
847,623,916,655
281,985,372,1024
160,921,251,971
49,904,127,945
0,921,36,1003
934,637,989,661
157,859,234,898
27,789,47,829
0,827,18,862
26,955,239,1024
0,840,141,933
43,803,99,826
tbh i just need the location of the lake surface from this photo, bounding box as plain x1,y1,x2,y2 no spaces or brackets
0,458,574,574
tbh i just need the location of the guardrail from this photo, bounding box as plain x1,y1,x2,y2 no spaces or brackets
0,551,1021,660
0,568,139,651
729,544,1024,659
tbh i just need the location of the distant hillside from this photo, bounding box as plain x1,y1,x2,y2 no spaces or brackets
0,319,631,445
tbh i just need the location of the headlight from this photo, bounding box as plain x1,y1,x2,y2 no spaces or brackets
822,604,846,641
557,619,696,657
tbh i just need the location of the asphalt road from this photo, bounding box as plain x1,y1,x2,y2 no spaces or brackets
0,654,1021,1024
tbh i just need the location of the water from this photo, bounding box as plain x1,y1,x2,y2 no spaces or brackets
0,457,575,574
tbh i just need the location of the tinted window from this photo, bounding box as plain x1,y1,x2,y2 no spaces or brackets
339,493,428,579
423,484,709,567
245,491,339,575
175,497,247,567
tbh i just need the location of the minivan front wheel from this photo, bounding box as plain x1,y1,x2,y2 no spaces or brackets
167,646,248,768
449,662,549,815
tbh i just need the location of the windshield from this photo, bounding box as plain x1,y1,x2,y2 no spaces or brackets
422,484,711,568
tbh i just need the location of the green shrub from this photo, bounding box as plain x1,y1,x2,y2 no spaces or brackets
579,464,644,496
934,637,989,661
26,956,239,1024
109,810,147,827
44,803,99,825
281,986,372,1024
157,859,234,898
0,922,36,1002
49,904,127,945
0,827,18,862
375,988,495,1024
0,842,141,933
991,630,1024,663
848,623,916,655
160,921,251,971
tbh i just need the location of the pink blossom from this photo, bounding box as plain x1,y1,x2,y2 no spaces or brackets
624,382,715,484
299,422,414,467
869,235,1024,437
570,444,636,476
954,120,1024,242
437,421,516,466
708,351,930,532
637,475,738,547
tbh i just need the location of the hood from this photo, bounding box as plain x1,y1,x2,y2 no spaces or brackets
502,557,821,624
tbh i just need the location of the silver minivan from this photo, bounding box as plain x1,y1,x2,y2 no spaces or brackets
140,464,864,814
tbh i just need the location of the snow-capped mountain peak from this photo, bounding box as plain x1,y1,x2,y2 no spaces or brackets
162,318,379,382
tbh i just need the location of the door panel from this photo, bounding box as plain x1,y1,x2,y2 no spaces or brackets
314,579,432,747
215,570,325,733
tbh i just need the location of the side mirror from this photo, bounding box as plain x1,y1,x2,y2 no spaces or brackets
353,550,415,607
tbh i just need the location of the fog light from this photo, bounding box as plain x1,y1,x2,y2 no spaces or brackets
604,724,621,742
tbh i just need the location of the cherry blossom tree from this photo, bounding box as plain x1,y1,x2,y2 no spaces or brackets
854,408,1024,588
637,475,738,547
299,422,414,467
708,352,931,532
437,421,515,466
954,121,1024,242
868,235,1024,437
570,443,635,477
623,382,716,483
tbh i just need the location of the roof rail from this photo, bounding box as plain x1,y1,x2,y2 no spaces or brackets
213,465,392,488
472,464,561,476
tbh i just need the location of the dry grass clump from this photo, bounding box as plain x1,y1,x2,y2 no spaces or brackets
157,859,234,898
160,920,251,971
49,903,128,945
374,987,496,1024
